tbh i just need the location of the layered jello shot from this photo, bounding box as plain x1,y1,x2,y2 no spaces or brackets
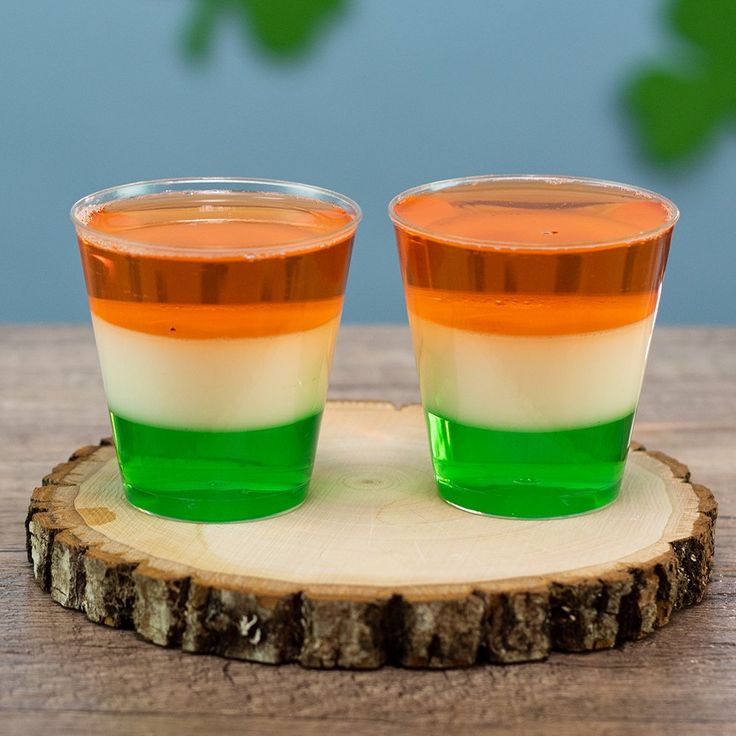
72,178,360,521
391,175,678,518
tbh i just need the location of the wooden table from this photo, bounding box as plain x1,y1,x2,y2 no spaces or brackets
2,326,735,735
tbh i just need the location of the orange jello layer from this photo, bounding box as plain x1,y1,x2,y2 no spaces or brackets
405,289,657,336
89,297,342,338
78,190,355,338
394,179,673,336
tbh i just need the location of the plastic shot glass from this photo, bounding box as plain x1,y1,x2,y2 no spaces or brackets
72,178,360,522
390,175,678,518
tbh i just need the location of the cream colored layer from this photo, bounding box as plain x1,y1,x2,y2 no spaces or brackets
91,315,338,430
410,313,655,429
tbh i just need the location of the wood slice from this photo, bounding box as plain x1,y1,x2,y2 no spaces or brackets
26,401,717,669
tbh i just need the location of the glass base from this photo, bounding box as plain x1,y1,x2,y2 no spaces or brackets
426,409,633,519
437,479,620,519
110,410,320,522
124,482,307,522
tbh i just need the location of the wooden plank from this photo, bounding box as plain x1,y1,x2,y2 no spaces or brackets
2,711,733,736
1,325,735,733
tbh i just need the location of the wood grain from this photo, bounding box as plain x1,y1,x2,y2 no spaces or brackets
2,325,735,733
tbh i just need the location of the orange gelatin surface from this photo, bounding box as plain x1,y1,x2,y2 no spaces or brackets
78,191,355,338
393,179,674,335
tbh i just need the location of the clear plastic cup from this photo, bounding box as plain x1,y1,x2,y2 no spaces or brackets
72,178,361,522
390,175,678,518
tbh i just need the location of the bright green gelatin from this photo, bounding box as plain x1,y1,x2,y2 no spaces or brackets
110,411,321,522
425,410,635,518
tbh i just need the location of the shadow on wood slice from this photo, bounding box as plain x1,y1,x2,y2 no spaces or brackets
25,401,717,669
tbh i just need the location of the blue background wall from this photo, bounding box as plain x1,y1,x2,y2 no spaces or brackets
1,1,733,323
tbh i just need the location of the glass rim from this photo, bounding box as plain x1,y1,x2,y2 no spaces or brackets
388,174,680,251
71,177,362,257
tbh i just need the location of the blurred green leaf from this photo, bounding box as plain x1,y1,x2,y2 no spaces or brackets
671,0,736,63
626,0,736,165
629,69,731,161
182,0,224,60
183,0,349,63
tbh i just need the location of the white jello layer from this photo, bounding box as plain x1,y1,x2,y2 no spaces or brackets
91,315,338,430
410,314,655,430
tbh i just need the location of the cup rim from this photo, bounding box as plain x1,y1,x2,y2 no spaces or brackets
388,174,680,251
71,177,362,257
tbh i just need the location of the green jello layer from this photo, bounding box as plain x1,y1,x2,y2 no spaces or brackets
425,410,635,518
110,411,321,522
